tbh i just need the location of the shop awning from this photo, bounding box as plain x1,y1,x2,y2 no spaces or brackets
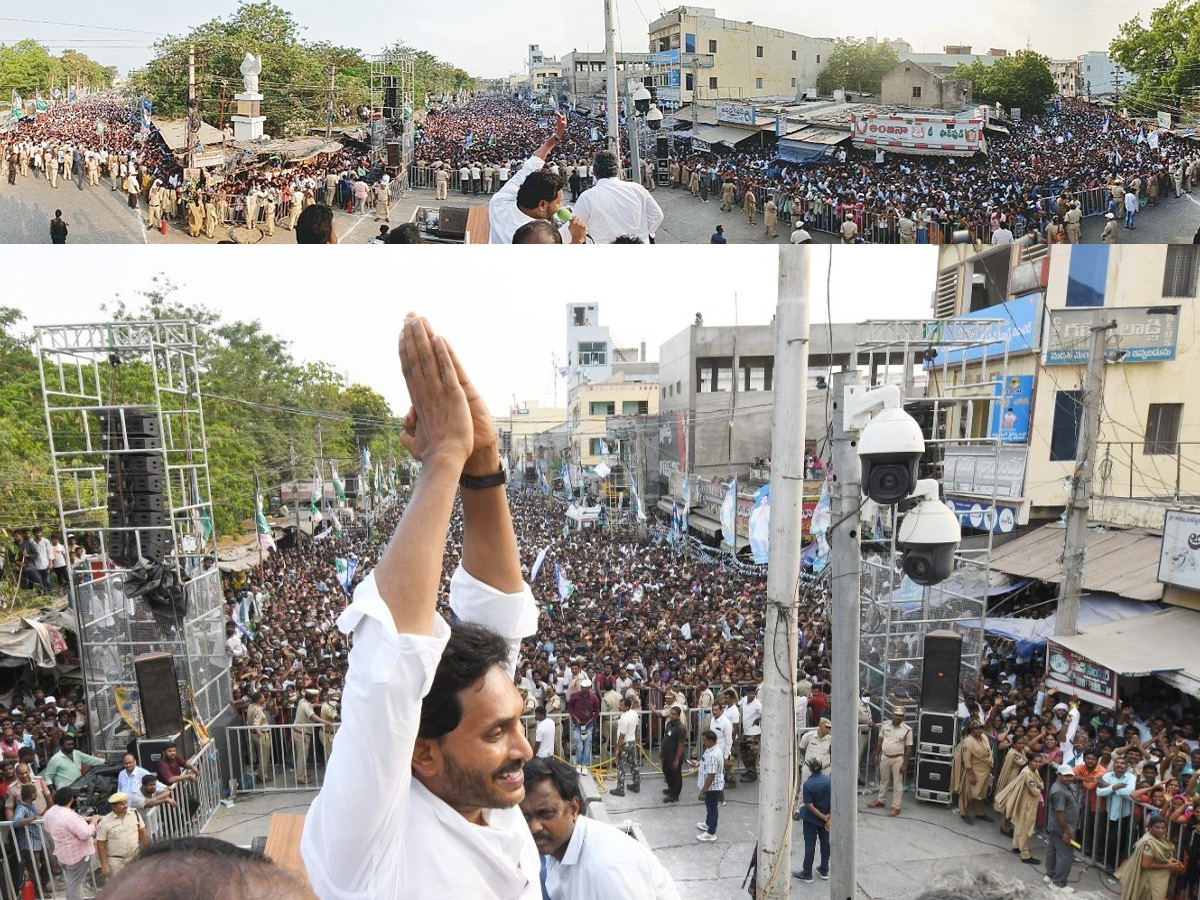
692,125,758,149
1052,607,1200,693
687,510,723,538
987,524,1164,602
656,498,676,515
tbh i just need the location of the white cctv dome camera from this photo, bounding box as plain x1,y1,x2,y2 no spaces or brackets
847,384,925,505
896,480,961,586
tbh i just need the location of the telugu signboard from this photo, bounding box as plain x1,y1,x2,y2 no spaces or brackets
1046,640,1120,709
850,113,985,154
650,49,680,66
1044,306,1180,365
1158,508,1200,592
942,445,1028,499
716,103,755,125
941,293,1041,365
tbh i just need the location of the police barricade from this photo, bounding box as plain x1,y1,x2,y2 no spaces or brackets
142,738,222,843
1046,185,1111,220
225,723,339,794
1033,772,1189,874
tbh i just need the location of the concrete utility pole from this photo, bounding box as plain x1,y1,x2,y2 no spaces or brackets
603,0,620,158
1054,310,1115,636
626,82,642,186
186,43,196,170
829,368,864,900
327,65,337,139
758,252,810,900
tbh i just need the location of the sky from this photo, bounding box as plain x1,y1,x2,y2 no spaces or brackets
11,247,936,418
3,0,1161,81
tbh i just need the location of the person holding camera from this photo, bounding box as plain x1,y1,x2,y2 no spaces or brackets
42,787,101,900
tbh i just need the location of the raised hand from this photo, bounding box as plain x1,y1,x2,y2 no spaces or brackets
397,315,472,466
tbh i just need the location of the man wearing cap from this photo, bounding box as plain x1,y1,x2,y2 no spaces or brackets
952,720,994,824
797,718,832,794
319,690,340,762
292,687,322,785
1045,764,1080,891
870,707,913,816
96,792,148,880
1101,211,1119,243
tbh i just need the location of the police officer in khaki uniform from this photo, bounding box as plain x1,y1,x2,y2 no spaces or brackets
869,706,912,816
319,690,339,761
247,692,272,782
292,688,322,785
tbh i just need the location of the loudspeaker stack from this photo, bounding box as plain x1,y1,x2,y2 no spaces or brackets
915,629,962,805
98,407,169,566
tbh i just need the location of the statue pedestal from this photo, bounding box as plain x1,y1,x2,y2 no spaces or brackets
232,91,265,141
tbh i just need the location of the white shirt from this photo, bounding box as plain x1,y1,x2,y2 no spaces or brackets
535,718,555,758
739,698,762,737
991,227,1013,244
544,814,679,900
487,155,572,245
709,714,734,759
571,177,664,244
116,765,166,797
616,710,639,743
301,566,541,900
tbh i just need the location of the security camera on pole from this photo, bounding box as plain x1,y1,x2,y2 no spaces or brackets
827,381,961,899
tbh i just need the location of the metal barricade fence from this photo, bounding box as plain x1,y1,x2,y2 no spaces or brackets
225,723,340,793
0,739,217,899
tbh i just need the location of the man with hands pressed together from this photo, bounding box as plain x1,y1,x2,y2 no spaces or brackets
302,315,541,900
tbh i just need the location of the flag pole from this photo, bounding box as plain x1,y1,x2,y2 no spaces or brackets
253,467,263,578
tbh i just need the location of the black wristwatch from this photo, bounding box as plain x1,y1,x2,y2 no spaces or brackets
460,467,507,490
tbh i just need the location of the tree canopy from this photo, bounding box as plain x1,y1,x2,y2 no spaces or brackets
0,41,116,96
952,52,1056,113
126,2,477,138
0,280,405,540
815,39,900,96
1110,0,1200,118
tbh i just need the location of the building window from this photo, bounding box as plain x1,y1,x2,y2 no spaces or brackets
622,400,649,415
912,86,922,99
1163,245,1200,297
578,341,607,366
709,77,718,89
589,438,604,456
740,356,774,391
791,77,797,87
685,33,696,53
696,357,734,392
817,54,821,63
573,305,589,326
676,380,682,395
792,50,797,61
756,77,763,89
1145,403,1183,455
589,401,615,416
709,39,717,53
685,73,694,91
1066,246,1109,306
966,248,1012,311
1050,390,1083,462
662,387,667,399
756,45,764,58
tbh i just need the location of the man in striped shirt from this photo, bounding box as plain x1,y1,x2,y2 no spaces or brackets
695,730,725,841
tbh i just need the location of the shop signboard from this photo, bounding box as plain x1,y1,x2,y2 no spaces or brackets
1046,640,1119,709
1157,508,1200,592
1045,306,1180,364
850,113,984,152
716,103,755,125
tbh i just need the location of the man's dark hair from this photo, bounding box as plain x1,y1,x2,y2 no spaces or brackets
522,757,584,807
54,787,74,806
612,235,643,244
384,222,423,243
295,205,335,244
701,729,717,743
593,151,619,180
141,774,157,787
516,170,563,211
418,621,511,740
97,836,310,900
514,219,563,244
54,210,62,218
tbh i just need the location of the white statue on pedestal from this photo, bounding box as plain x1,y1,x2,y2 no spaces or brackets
240,53,262,95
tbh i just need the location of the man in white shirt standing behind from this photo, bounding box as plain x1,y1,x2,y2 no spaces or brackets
572,150,664,244
302,314,541,900
534,706,555,760
738,686,762,783
609,697,640,797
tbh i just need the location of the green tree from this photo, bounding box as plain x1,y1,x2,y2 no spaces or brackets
1110,0,1200,117
815,39,899,96
955,51,1055,114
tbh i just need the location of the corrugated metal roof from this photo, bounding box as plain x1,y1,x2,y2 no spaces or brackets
693,125,759,146
1052,607,1198,685
988,524,1163,602
781,126,851,145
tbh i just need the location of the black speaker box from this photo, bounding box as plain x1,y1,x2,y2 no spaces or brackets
386,142,401,167
917,710,958,755
135,652,185,738
916,758,954,803
109,530,170,565
112,493,166,514
439,207,469,239
115,456,163,476
96,408,160,439
128,511,167,529
921,630,963,712
124,474,163,493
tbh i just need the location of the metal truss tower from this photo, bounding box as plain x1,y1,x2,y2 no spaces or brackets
369,50,416,169
36,321,231,755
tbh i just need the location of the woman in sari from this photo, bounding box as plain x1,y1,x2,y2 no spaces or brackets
1117,816,1185,900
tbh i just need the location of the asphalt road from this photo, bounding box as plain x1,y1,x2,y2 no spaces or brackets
0,170,147,244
